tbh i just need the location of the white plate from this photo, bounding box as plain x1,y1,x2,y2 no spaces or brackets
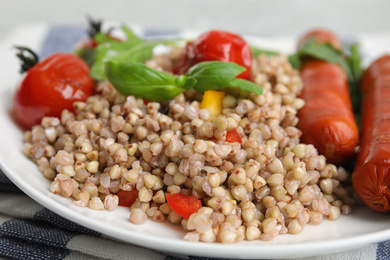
1,24,390,259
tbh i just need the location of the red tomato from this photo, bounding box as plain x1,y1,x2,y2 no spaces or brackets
13,52,94,129
173,30,252,79
165,193,202,219
117,189,139,207
225,129,242,143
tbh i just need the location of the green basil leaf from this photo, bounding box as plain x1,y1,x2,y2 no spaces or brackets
89,26,179,80
186,61,245,92
94,33,119,44
75,47,96,67
290,38,354,81
90,35,143,80
182,76,197,90
346,43,362,80
176,75,198,90
251,46,280,57
105,61,184,101
90,43,121,80
300,42,353,80
116,40,176,63
346,43,362,116
121,25,143,44
89,26,145,80
288,53,301,70
224,78,262,95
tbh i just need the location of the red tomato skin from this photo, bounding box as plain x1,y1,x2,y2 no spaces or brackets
173,30,252,79
165,193,202,219
80,39,99,49
211,129,242,143
117,189,139,207
13,53,94,129
226,129,242,143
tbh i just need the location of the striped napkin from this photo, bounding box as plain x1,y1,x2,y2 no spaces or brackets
0,169,385,260
0,25,388,260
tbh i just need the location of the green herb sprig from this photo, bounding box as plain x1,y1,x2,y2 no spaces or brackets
105,61,262,101
76,25,177,81
288,37,360,82
346,43,363,118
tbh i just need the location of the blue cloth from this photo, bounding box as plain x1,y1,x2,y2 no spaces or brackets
0,25,389,260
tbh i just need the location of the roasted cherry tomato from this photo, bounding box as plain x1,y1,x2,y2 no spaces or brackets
165,193,202,219
117,189,139,207
13,47,94,129
173,30,252,80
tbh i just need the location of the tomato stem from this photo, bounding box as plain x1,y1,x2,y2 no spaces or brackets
86,16,117,40
87,15,102,39
14,46,39,73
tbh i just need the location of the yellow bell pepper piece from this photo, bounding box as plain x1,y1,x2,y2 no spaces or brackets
199,90,225,120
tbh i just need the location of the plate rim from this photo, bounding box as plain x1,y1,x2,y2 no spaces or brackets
1,23,390,259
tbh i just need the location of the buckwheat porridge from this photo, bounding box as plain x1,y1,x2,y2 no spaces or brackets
21,31,355,244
